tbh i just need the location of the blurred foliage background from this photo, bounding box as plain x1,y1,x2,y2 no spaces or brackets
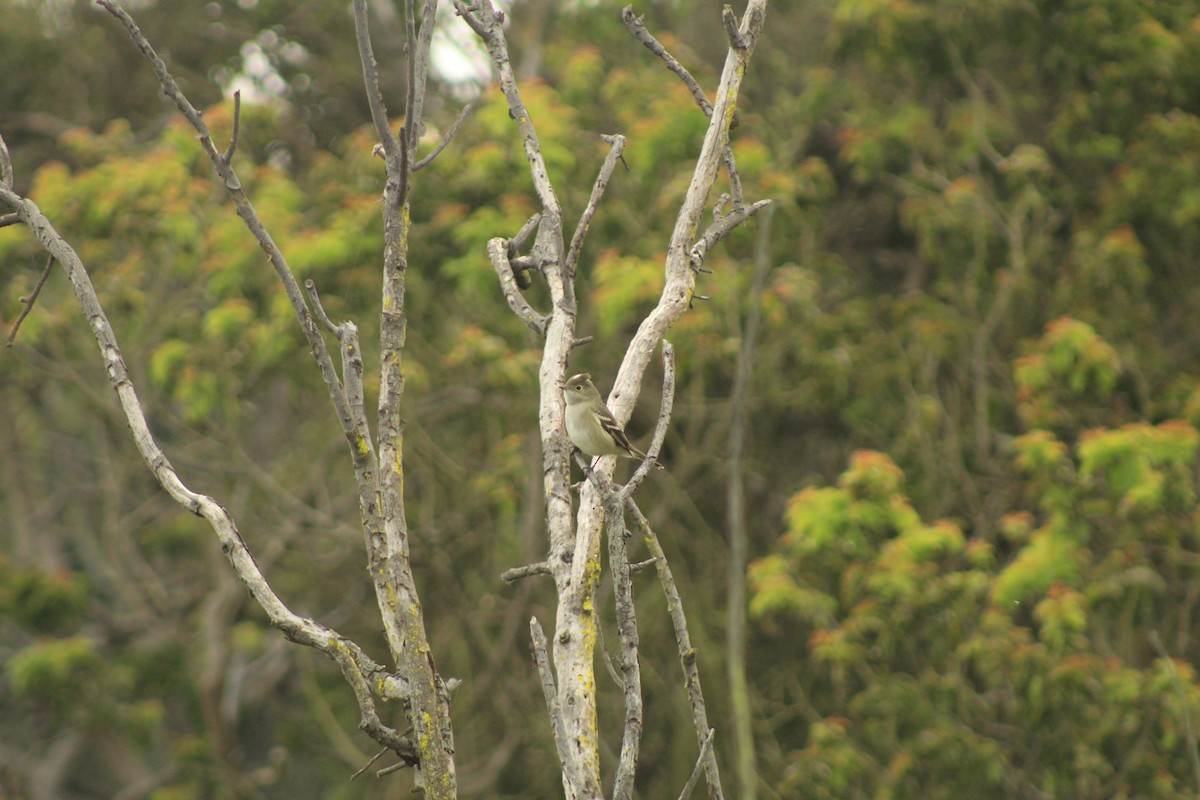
4,0,1200,798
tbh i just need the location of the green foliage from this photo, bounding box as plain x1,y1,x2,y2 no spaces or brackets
754,392,1200,797
0,558,89,634
7,635,100,703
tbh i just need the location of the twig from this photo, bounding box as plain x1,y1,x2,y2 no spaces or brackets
351,0,400,163
6,254,54,347
304,278,341,335
94,0,363,468
403,0,439,168
676,729,716,800
530,617,583,795
570,335,594,350
350,748,389,781
1149,630,1200,794
501,561,552,584
630,557,655,574
376,760,413,777
0,132,12,189
508,212,542,257
621,7,712,117
689,199,773,276
486,238,549,335
608,0,767,430
621,6,744,202
0,213,20,228
595,617,626,690
414,102,475,171
607,485,642,800
721,7,746,49
621,342,675,498
222,90,241,165
627,498,725,800
565,134,626,276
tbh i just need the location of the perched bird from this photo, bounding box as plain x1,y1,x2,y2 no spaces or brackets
561,372,650,466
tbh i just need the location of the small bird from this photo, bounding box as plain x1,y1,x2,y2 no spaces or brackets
562,372,650,467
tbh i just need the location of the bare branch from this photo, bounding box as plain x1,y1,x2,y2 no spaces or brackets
94,0,363,470
621,341,676,498
626,498,725,800
531,617,584,795
414,102,475,171
350,749,389,781
222,90,241,165
304,278,341,335
689,198,773,276
6,254,54,347
509,212,542,256
630,557,655,574
677,730,716,800
0,132,12,189
610,0,768,427
621,7,713,117
721,6,746,49
351,0,401,164
595,619,626,690
565,134,626,276
501,561,552,584
404,0,440,165
0,213,20,228
487,237,549,335
622,6,746,203
0,182,414,764
606,489,642,800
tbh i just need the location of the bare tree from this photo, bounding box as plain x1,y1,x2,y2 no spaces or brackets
0,1,769,797
460,2,770,799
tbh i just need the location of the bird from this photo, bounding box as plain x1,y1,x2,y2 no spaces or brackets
561,372,651,467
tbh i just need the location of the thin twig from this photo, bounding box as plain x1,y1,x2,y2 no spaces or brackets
565,134,626,276
621,7,712,116
501,561,552,584
352,0,400,163
376,759,412,777
609,0,767,429
304,279,341,335
0,213,20,228
595,617,626,690
6,254,54,347
350,748,389,781
624,5,744,201
508,212,542,257
486,238,549,335
676,729,716,800
627,498,725,800
414,102,475,171
222,90,241,165
689,199,773,276
621,341,675,498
